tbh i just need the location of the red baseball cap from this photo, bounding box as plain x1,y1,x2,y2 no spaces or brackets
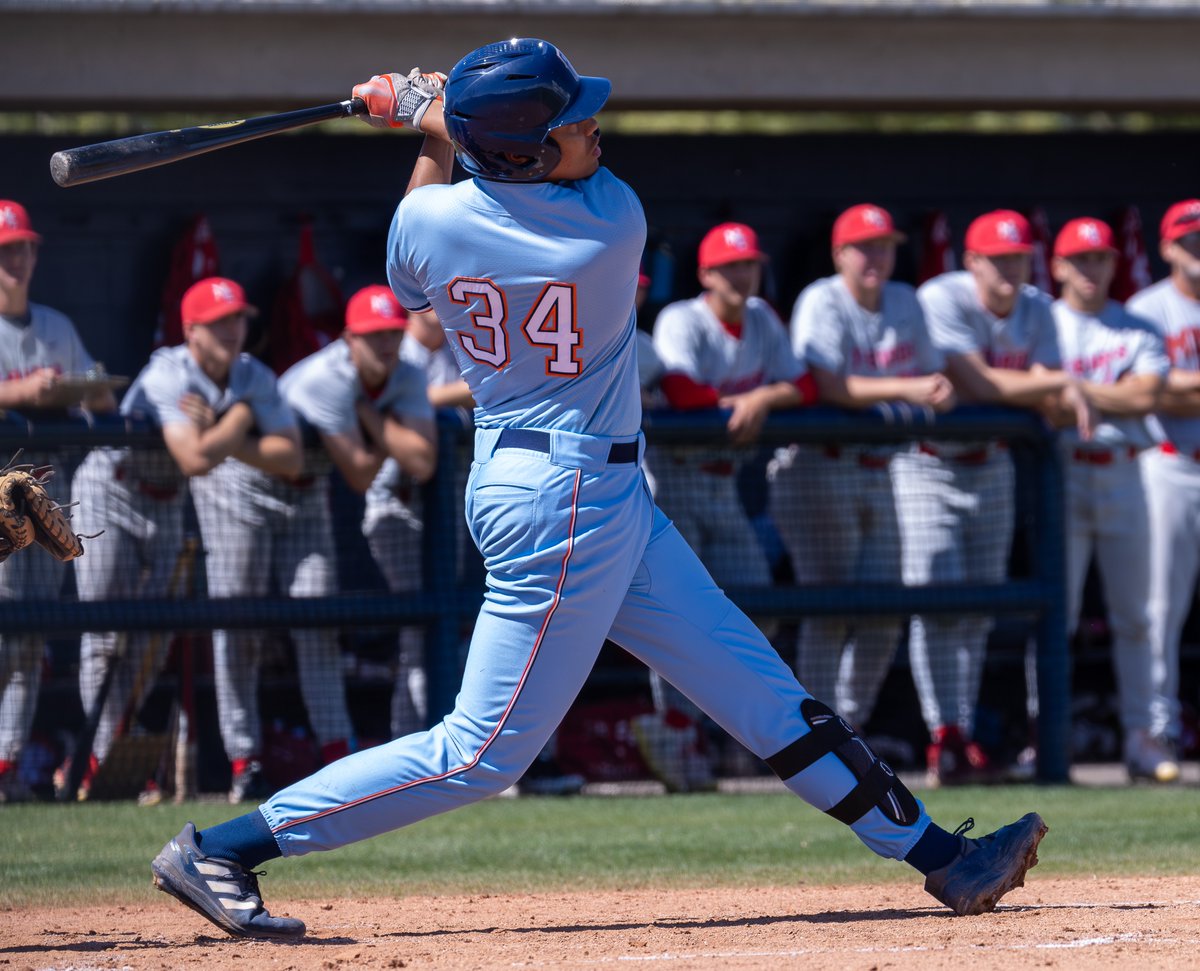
1160,199,1200,243
964,210,1033,256
698,222,765,268
180,276,257,326
1054,217,1117,259
0,200,42,247
831,204,905,248
345,285,406,334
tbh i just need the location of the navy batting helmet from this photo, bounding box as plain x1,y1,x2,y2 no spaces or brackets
444,39,611,183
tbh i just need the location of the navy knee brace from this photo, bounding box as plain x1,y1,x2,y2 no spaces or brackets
766,698,920,827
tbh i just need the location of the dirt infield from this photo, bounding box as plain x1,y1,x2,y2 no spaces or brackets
4,877,1199,969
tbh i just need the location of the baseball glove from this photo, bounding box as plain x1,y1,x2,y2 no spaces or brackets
0,453,91,564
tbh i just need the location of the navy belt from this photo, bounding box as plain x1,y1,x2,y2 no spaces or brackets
496,428,639,464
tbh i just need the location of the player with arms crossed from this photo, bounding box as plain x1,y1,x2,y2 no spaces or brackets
771,204,953,732
149,40,1046,939
907,210,1094,785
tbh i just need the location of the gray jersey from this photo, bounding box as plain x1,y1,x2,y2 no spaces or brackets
918,271,1060,371
118,344,294,486
792,276,942,377
0,303,94,380
282,338,433,478
400,334,461,390
654,294,803,392
1127,278,1200,451
1052,299,1169,449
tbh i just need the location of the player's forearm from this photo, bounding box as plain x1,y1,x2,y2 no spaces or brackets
407,105,455,196
825,374,916,408
1155,387,1200,417
427,380,474,409
385,427,437,484
193,405,256,470
1081,375,1163,416
335,448,388,494
958,366,1069,407
231,432,303,477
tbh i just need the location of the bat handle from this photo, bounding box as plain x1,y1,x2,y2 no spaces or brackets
347,97,368,117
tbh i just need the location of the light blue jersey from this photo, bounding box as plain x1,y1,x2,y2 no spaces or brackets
387,167,644,437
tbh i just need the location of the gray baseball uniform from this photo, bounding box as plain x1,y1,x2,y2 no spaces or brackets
1,304,94,771
770,275,941,727
358,336,441,738
652,293,801,589
1127,278,1200,744
1054,298,1168,742
71,346,195,767
903,272,1059,738
184,349,343,767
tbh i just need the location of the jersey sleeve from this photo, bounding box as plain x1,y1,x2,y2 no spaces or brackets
55,312,96,374
136,354,191,428
1027,295,1063,369
281,359,359,436
917,278,980,357
759,301,806,383
239,358,298,435
1124,311,1170,377
906,293,946,374
387,194,436,313
652,302,708,381
791,281,845,374
386,363,436,422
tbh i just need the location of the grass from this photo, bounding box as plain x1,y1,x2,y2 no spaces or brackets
2,786,1197,908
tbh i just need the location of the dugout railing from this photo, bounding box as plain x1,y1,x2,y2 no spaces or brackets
1,404,1069,784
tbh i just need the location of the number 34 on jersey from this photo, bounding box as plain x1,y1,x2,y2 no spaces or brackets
449,277,581,377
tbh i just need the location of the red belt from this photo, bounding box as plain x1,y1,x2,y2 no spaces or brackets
918,443,992,465
822,445,889,470
1072,446,1137,465
114,465,179,501
1160,442,1200,461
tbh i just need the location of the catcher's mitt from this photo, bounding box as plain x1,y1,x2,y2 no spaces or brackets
0,452,93,564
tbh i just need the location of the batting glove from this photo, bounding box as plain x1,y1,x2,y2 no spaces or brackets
353,68,447,130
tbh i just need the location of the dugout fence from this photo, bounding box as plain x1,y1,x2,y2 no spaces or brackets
0,404,1069,795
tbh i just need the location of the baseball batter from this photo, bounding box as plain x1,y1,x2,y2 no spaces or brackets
1123,198,1200,781
282,287,437,741
1050,217,1173,784
770,204,954,731
150,41,1046,939
906,210,1088,786
0,200,117,803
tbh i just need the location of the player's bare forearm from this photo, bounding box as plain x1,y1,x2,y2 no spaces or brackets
407,104,455,196
232,430,303,478
427,380,474,409
948,354,1069,406
163,403,255,476
1081,373,1164,416
320,428,386,494
383,416,437,484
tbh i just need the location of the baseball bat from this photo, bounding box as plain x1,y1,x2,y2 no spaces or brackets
50,98,367,188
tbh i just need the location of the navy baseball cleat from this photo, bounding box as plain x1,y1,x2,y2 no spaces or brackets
151,822,305,940
924,812,1047,916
